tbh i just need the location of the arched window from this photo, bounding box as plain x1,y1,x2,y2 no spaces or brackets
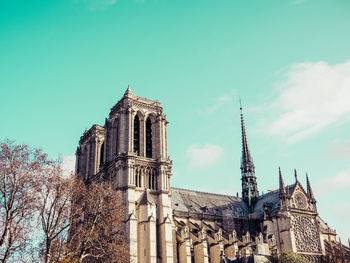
115,123,119,155
146,118,152,158
133,115,140,155
100,142,104,167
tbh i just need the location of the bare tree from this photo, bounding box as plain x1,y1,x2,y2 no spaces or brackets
66,178,129,263
37,164,71,263
0,140,48,263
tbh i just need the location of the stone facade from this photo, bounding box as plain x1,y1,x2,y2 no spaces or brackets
76,87,348,263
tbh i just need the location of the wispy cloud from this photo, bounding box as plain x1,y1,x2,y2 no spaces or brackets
82,0,117,11
61,155,75,177
186,144,224,169
314,168,350,195
327,139,350,159
205,89,237,115
263,60,350,143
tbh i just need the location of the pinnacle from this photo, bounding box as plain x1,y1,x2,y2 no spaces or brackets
294,169,298,182
279,167,287,194
124,84,133,97
306,173,315,199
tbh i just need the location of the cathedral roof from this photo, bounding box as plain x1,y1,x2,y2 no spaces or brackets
171,187,249,218
252,184,295,216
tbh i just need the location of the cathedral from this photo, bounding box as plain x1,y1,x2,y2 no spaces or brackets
75,87,349,263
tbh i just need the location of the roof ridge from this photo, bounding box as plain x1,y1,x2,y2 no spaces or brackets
258,183,296,199
171,187,239,199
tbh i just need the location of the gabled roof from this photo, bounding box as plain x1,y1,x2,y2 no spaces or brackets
171,187,249,218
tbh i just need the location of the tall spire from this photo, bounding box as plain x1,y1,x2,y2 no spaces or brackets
239,102,259,209
240,102,254,174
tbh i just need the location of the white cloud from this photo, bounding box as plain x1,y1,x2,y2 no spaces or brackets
61,155,76,177
314,169,350,195
265,60,350,143
205,90,237,115
83,0,117,11
186,144,224,169
327,139,350,159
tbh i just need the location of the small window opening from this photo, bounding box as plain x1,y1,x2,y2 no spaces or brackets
146,118,152,158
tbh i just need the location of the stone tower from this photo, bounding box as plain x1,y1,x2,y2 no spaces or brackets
75,86,174,263
240,104,259,211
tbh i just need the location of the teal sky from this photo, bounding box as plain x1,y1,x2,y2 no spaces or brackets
1,0,350,242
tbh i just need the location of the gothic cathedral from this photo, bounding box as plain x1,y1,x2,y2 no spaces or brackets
75,87,349,263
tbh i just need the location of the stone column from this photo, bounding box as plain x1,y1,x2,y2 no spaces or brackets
178,227,192,263
193,229,209,263
125,210,138,263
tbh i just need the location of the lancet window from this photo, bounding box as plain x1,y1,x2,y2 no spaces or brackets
148,169,157,190
135,168,142,188
146,118,152,158
133,115,140,155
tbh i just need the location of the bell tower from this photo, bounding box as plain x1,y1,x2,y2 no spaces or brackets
76,86,174,263
239,104,259,211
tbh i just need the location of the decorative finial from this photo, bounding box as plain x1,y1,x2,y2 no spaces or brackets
294,169,298,182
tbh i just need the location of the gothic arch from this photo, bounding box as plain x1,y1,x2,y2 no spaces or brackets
144,113,156,123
